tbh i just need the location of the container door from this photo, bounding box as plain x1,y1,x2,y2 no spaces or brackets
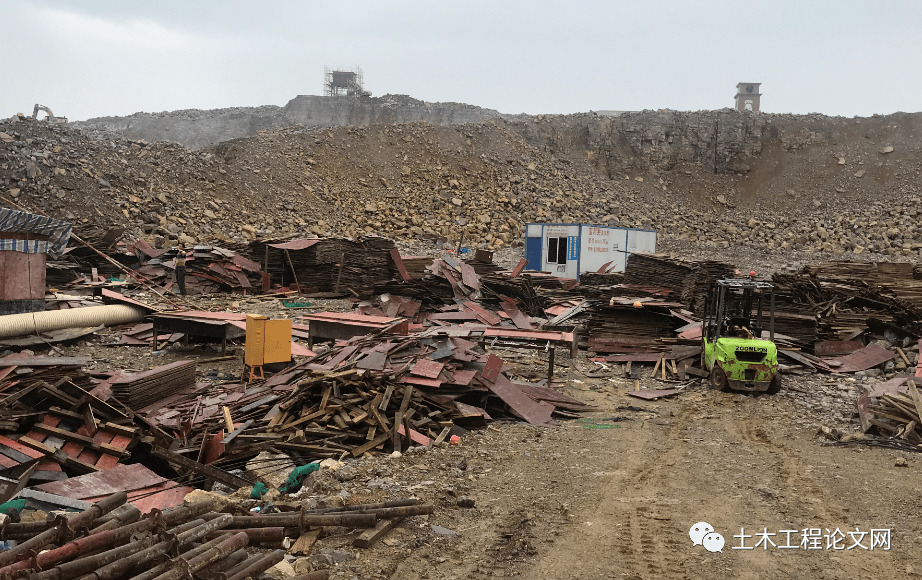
524,224,543,271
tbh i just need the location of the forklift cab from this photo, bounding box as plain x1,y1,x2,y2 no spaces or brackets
703,279,775,344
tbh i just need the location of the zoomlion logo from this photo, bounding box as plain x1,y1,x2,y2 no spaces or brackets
736,346,767,352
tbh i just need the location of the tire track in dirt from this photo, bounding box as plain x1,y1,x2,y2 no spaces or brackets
526,407,695,579
735,419,848,523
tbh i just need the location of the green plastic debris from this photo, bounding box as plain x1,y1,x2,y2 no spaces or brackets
0,499,25,515
250,482,269,500
278,463,319,494
282,300,312,308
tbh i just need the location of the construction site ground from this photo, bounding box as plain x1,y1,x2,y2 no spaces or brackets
45,302,918,579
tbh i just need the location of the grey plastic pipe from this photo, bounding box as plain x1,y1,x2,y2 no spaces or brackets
0,304,146,338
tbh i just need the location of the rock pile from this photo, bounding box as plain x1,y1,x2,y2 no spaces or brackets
3,104,922,262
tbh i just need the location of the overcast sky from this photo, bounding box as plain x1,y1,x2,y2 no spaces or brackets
3,0,921,121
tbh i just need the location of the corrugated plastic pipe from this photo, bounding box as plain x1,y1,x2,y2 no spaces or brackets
0,304,146,339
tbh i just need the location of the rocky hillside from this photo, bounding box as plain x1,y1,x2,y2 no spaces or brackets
71,94,510,150
2,106,922,263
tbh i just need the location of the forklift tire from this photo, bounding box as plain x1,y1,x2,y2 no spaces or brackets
710,366,730,392
765,374,782,395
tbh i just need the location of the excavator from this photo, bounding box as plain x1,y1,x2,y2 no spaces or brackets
31,104,67,124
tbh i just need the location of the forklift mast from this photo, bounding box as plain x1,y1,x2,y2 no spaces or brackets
703,279,775,343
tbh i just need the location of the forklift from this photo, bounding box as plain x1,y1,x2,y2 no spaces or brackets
702,277,781,394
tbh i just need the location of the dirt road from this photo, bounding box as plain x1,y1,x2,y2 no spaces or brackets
380,377,921,580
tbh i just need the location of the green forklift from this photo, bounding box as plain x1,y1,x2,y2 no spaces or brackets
702,277,781,394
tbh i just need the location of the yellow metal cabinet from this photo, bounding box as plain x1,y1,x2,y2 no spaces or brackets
245,315,292,367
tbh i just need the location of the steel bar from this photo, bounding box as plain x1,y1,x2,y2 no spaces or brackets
222,551,284,580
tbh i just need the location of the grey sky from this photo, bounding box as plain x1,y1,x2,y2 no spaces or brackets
3,0,921,121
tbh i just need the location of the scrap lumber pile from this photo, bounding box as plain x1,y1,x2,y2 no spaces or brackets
400,256,433,280
578,271,625,287
0,354,141,482
857,378,922,443
105,324,590,470
772,266,922,346
250,236,397,293
622,253,734,313
134,245,262,295
105,360,198,410
463,250,505,275
585,301,687,353
0,493,431,579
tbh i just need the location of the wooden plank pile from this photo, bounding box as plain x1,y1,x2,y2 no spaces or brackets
250,236,398,293
857,378,922,443
133,245,262,294
622,253,734,314
585,302,686,352
106,360,197,409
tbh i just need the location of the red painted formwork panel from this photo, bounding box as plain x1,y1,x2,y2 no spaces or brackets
0,251,45,301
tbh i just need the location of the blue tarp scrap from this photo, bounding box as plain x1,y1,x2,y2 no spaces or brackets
0,208,72,256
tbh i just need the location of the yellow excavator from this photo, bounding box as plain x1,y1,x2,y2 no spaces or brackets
31,104,67,123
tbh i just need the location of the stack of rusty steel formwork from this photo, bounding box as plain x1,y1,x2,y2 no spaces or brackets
107,360,197,410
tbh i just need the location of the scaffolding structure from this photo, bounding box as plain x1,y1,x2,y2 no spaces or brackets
323,66,370,97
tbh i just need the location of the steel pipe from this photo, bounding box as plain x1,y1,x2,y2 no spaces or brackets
347,505,433,519
203,528,297,544
306,499,419,514
152,532,248,580
224,513,374,530
77,515,233,580
289,572,329,580
128,533,232,580
222,551,284,580
0,493,127,568
87,505,141,534
194,549,248,579
1,518,156,576
161,502,222,527
28,535,156,580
